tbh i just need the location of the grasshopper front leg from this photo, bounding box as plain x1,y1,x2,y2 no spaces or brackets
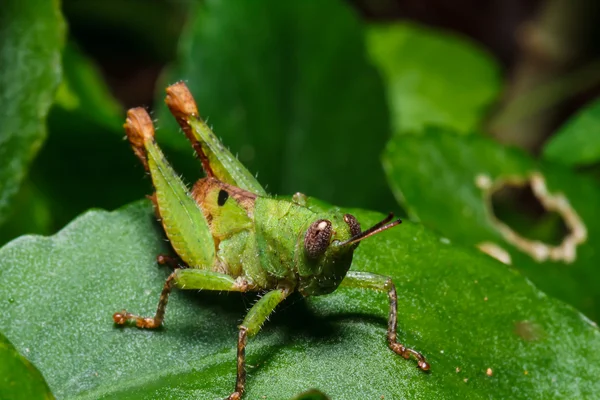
114,269,289,399
340,271,430,371
228,287,291,400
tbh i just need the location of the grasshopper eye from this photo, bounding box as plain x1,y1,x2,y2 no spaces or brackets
304,219,332,259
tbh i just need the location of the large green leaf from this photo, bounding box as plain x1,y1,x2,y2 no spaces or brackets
0,0,65,225
543,96,600,167
367,23,501,135
0,332,53,400
383,128,600,321
156,0,394,212
1,201,599,399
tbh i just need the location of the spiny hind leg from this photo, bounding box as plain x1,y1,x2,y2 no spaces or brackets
113,269,252,329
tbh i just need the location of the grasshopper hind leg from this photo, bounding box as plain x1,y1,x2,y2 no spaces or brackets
113,255,191,329
113,272,175,329
113,268,254,329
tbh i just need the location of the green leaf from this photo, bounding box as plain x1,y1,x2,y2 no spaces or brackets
543,97,600,167
0,0,65,226
1,201,599,399
156,0,395,212
367,23,501,134
0,332,53,400
383,128,600,321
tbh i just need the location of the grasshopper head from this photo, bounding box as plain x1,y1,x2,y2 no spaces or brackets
298,213,401,296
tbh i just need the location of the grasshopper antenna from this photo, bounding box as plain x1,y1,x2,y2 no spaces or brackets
338,213,402,246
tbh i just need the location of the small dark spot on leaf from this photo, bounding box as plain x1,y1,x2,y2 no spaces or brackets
514,320,544,341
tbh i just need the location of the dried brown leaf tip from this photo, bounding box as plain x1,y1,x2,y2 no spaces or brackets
165,81,199,120
124,108,155,171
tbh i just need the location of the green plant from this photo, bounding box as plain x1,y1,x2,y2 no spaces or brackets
1,0,599,399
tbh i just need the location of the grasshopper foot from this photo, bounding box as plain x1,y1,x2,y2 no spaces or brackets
113,272,174,329
227,392,241,400
418,360,431,371
112,310,162,329
112,311,127,325
390,342,430,371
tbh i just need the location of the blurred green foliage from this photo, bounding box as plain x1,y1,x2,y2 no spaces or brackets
367,23,501,134
543,97,600,167
1,0,600,398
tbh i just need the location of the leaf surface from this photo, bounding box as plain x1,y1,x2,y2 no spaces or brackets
0,201,598,399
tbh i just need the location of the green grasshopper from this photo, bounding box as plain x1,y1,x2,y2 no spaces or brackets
113,82,429,399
